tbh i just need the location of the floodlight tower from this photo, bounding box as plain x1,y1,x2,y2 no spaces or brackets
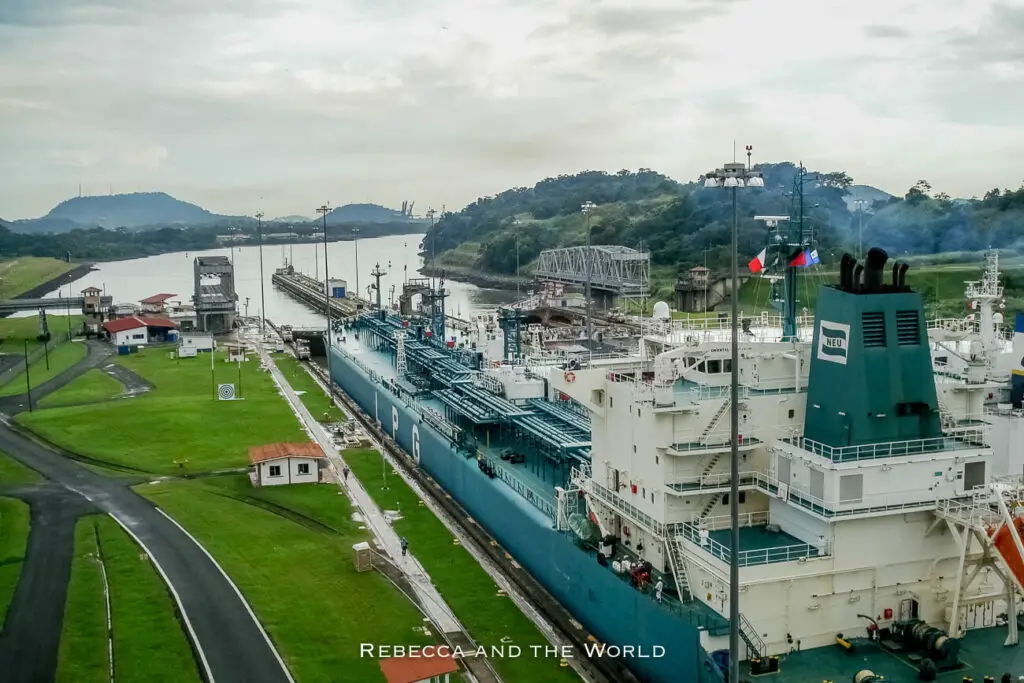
255,211,266,334
580,201,597,341
316,204,333,391
702,155,764,683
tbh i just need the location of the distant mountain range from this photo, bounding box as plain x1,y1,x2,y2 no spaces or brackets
4,193,425,234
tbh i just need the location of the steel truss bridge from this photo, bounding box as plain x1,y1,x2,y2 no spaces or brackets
351,313,592,469
533,245,650,298
0,295,113,315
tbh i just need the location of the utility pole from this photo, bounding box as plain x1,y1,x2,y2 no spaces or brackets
256,211,266,334
316,204,333,396
580,201,596,341
23,340,32,412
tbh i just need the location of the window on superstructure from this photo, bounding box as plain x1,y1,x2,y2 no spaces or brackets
707,359,721,373
839,474,863,503
722,359,732,373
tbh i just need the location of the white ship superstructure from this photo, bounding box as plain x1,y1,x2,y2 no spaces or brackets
553,247,1024,677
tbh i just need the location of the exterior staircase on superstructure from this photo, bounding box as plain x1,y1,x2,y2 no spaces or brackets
700,453,724,480
699,398,731,444
739,613,765,661
663,537,692,600
937,399,958,431
697,494,724,522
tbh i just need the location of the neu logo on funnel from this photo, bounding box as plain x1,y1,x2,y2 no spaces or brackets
817,320,850,365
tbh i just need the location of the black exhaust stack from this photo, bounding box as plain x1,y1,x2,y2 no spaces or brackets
863,247,888,292
840,253,855,291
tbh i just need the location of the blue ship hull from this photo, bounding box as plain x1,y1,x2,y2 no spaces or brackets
330,346,724,683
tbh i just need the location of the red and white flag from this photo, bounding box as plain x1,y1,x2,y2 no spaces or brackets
748,248,767,273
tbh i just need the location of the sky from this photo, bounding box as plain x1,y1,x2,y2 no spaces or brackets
1,0,1022,220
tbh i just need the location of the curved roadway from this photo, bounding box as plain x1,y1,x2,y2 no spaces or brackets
0,340,293,683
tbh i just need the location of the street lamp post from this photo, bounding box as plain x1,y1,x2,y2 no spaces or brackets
256,212,266,334
702,160,764,683
853,199,868,259
580,201,596,341
316,204,333,398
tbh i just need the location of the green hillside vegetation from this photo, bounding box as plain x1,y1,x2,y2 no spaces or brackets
426,165,1024,301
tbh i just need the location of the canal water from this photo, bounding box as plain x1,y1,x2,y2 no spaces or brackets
29,233,517,326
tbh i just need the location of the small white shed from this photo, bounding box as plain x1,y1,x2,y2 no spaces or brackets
248,442,326,487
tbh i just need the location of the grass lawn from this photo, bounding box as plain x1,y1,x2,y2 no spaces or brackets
40,368,124,407
17,348,305,475
0,450,41,485
274,355,346,422
0,257,75,299
139,475,444,683
0,497,30,627
344,448,580,683
57,515,201,683
0,315,85,354
0,340,89,397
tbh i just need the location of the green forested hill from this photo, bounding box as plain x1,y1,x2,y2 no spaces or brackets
425,164,1024,297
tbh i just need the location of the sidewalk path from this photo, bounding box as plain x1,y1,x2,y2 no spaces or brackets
254,337,463,635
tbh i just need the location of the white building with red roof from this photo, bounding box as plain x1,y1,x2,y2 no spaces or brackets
248,442,327,487
140,293,177,314
103,316,179,347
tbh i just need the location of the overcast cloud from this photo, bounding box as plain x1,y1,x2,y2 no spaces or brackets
0,0,1021,219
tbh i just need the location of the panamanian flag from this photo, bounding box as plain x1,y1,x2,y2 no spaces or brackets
789,249,820,268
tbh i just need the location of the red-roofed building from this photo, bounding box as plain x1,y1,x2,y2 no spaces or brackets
140,293,177,314
102,316,179,347
248,442,326,487
379,654,459,683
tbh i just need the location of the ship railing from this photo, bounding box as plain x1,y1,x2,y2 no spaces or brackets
935,495,1002,529
652,312,817,335
674,469,949,518
700,510,769,530
584,479,668,538
788,426,988,463
679,521,824,567
666,427,771,453
984,405,1024,418
491,465,556,520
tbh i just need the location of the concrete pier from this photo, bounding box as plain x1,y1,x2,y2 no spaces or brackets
270,267,371,320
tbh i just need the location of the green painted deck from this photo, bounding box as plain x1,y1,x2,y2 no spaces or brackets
703,525,818,566
747,626,1024,683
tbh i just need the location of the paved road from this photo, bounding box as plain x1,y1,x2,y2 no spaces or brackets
101,362,153,396
0,339,112,414
0,484,95,682
0,340,294,683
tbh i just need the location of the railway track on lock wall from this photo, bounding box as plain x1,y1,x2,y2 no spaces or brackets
296,356,640,683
